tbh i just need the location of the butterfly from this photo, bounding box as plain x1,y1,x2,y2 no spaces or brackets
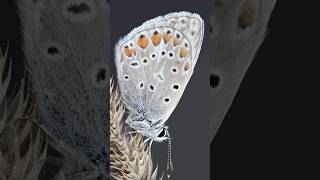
114,11,204,176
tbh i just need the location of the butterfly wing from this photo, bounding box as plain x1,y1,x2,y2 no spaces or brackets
115,12,204,125
18,0,110,174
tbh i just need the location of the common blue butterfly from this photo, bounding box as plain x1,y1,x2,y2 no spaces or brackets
114,11,204,177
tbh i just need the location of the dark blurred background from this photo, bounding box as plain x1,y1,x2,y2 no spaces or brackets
212,1,319,179
1,0,320,179
0,0,25,95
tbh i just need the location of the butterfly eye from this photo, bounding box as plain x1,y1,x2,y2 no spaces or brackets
157,128,166,137
172,83,180,91
154,127,169,142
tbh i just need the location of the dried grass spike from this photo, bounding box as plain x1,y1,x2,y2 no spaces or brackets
110,79,160,180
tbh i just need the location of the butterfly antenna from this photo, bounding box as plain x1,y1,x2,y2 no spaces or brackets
167,136,174,178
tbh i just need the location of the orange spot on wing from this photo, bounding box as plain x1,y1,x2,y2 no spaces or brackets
163,33,173,44
173,37,181,46
124,46,135,57
151,34,161,46
137,35,149,49
179,47,189,58
184,62,191,71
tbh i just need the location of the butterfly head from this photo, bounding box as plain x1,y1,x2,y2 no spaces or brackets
127,114,170,142
153,126,170,142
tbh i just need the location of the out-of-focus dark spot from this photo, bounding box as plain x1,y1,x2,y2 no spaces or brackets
67,3,91,14
96,68,106,83
47,46,59,55
210,73,220,88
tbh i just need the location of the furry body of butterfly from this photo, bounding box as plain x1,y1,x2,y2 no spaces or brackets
17,0,110,178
